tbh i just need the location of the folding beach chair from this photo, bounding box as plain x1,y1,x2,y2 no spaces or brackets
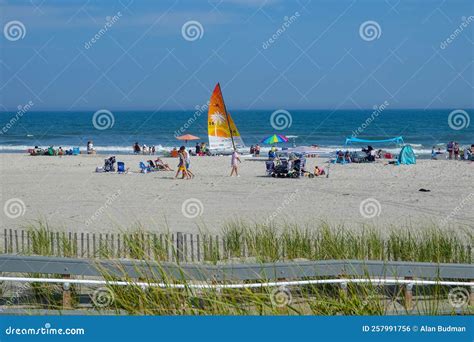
265,160,275,176
139,162,150,173
117,162,126,173
72,147,80,155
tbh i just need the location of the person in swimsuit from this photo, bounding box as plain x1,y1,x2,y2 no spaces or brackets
174,147,189,179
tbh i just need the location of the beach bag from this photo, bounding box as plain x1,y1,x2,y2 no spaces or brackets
95,167,104,173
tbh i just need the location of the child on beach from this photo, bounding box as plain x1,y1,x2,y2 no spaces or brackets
87,141,96,154
230,149,241,177
314,166,325,176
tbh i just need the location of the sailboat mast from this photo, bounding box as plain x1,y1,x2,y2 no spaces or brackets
218,83,236,151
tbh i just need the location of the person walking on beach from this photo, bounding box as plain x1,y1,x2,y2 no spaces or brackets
175,147,189,179
230,149,241,177
184,148,194,178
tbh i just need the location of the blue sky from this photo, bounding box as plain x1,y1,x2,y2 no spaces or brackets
0,0,473,110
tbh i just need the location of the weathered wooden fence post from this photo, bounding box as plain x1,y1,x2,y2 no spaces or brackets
176,232,184,262
404,278,414,310
62,275,73,309
470,286,474,307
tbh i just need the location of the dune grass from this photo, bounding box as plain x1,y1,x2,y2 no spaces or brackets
0,220,472,315
13,220,472,264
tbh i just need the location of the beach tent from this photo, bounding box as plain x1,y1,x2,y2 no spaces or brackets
398,145,416,165
344,136,404,146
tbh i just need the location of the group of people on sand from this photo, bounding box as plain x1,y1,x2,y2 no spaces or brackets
173,145,242,179
444,141,473,160
133,142,156,155
175,146,194,179
249,144,261,157
194,142,209,156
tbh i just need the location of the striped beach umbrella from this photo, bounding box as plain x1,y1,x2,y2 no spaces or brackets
261,134,289,144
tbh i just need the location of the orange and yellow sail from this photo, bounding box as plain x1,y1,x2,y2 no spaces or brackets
208,83,245,151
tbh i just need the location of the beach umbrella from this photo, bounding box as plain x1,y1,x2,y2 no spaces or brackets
176,134,200,144
261,134,289,144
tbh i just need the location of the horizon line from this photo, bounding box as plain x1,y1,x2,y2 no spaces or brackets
1,107,473,113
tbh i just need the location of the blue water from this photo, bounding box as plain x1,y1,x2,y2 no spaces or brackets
0,109,472,154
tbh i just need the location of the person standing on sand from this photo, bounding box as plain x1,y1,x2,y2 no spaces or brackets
230,149,241,177
454,142,460,160
447,141,453,160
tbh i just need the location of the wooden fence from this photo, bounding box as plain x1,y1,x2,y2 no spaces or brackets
1,228,235,262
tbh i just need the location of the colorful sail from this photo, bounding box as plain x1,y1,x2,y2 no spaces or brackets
208,83,245,151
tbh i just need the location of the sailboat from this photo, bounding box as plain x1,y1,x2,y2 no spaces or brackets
207,83,246,154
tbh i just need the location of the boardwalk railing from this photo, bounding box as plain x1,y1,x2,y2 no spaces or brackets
0,255,473,311
0,255,473,281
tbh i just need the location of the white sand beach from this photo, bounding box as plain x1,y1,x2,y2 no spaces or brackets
0,153,473,234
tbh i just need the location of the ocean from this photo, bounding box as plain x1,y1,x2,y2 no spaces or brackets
0,109,472,155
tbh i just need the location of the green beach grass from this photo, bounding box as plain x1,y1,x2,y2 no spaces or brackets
0,220,471,315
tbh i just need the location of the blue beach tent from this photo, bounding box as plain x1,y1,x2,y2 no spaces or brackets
398,145,416,165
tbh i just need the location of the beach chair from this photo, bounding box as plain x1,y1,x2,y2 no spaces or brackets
117,162,126,173
73,147,80,155
139,162,150,173
265,161,275,176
